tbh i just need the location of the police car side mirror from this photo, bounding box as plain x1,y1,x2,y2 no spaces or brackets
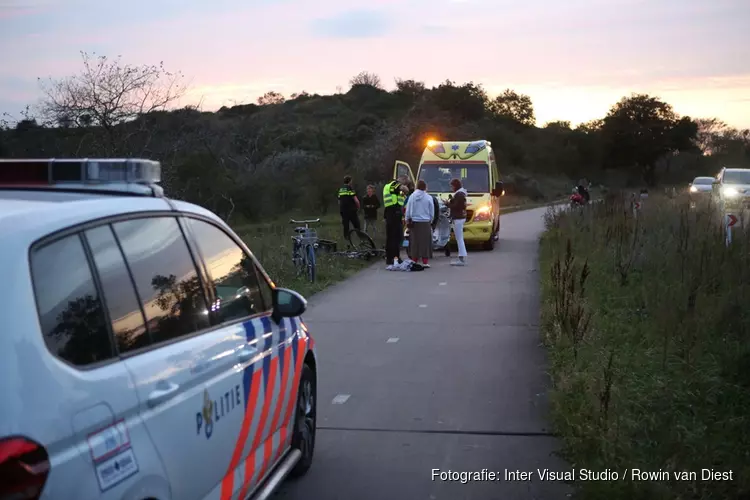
272,288,307,323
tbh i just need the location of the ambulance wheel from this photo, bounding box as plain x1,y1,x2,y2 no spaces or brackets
290,363,316,477
483,236,495,250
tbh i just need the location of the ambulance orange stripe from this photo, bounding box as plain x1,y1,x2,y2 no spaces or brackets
282,337,308,429
237,356,278,498
220,369,262,500
267,340,292,446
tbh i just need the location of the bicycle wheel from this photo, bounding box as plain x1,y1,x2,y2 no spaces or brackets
306,244,316,283
347,228,376,252
292,242,305,276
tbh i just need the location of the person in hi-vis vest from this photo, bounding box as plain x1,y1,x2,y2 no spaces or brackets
338,175,361,242
383,178,408,265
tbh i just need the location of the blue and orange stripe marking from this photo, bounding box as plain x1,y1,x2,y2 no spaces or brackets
219,315,312,500
237,317,277,499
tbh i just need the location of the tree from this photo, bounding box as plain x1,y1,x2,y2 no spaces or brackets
600,93,697,186
694,118,729,154
37,51,186,131
394,78,426,98
257,91,285,105
429,80,489,122
576,119,603,133
544,120,571,130
488,89,535,126
349,71,382,89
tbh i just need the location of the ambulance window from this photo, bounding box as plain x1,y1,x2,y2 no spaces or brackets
184,218,266,323
113,216,211,345
31,234,114,366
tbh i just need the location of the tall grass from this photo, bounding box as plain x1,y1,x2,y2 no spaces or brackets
540,193,750,500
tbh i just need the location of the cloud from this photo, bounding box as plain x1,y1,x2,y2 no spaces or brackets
311,9,390,38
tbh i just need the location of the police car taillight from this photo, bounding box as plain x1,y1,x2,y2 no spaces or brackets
0,436,50,499
0,159,161,186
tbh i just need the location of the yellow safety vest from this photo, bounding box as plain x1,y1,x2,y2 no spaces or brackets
338,186,356,198
383,181,403,208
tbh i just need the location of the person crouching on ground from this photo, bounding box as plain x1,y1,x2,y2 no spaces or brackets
362,184,380,235
448,178,468,266
405,179,435,268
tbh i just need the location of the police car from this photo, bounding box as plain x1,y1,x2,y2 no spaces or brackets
0,159,317,500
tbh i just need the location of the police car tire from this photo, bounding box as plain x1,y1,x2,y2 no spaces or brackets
290,363,316,477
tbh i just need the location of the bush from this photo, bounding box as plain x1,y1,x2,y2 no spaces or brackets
540,194,750,499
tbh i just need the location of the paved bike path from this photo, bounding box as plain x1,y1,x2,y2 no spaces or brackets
275,206,571,500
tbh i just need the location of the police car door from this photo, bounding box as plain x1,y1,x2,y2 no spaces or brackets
113,215,255,500
181,216,295,499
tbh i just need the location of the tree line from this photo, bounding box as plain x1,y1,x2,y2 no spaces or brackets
1,53,748,222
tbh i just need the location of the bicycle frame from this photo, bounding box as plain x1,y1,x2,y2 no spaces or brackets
290,218,321,282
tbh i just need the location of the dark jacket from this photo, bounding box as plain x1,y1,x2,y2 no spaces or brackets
362,194,380,220
431,195,440,227
338,184,357,213
448,189,467,220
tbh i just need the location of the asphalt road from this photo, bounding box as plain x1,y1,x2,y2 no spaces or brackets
275,206,572,500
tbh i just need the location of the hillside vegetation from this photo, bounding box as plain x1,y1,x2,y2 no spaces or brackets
2,54,749,223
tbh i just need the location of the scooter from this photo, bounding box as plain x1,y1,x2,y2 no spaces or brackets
570,186,588,208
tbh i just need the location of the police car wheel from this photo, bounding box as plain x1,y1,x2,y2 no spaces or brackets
290,363,316,477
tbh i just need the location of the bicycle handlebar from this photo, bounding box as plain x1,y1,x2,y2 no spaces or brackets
289,218,321,224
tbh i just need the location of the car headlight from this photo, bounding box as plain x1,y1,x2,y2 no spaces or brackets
473,205,492,221
689,186,697,193
723,186,739,198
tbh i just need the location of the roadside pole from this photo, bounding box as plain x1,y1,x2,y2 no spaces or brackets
633,200,641,218
725,213,738,247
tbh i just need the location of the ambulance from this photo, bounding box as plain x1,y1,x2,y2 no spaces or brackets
395,139,504,250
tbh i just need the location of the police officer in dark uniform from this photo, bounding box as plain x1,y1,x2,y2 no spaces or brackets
338,175,361,242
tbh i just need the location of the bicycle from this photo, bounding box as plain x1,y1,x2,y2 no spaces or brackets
289,219,322,283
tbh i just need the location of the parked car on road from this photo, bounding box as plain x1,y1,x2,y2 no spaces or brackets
712,167,750,209
689,176,714,201
0,158,317,500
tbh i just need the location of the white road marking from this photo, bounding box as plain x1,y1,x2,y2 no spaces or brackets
332,394,350,404
387,337,400,343
439,282,447,286
419,304,428,308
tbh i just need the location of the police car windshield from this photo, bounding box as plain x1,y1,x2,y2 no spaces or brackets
723,170,750,184
418,164,489,193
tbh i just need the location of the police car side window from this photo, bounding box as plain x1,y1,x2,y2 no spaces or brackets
184,218,266,322
113,217,210,345
84,225,150,353
30,234,114,365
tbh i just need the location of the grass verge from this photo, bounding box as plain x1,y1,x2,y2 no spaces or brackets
539,193,750,500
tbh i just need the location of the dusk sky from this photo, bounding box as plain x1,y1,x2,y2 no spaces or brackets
2,0,749,128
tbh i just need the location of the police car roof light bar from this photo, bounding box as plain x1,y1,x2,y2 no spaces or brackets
0,158,165,197
0,158,161,185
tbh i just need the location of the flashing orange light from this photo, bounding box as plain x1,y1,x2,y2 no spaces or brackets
426,139,439,147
